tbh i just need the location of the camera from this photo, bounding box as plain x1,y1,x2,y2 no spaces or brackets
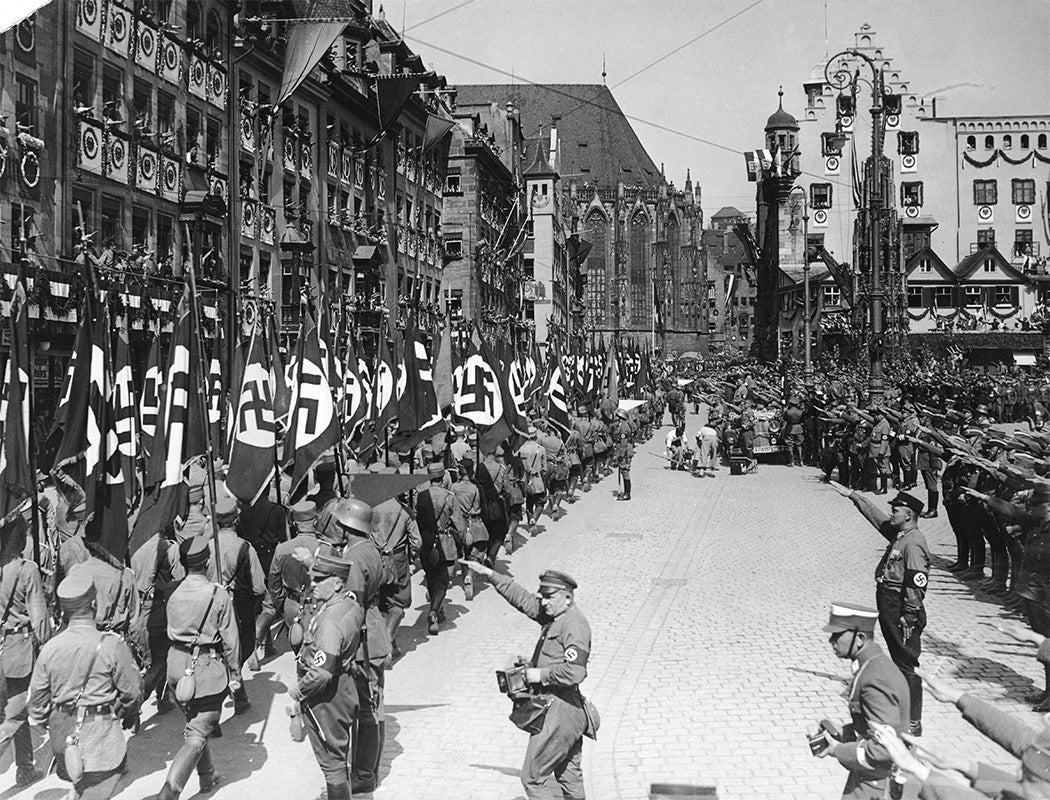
807,719,844,756
496,664,529,697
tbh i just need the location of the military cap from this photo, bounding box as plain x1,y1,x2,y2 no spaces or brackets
527,425,538,437
310,554,351,581
330,498,373,536
213,491,239,526
291,499,317,524
577,404,589,415
823,601,879,634
427,462,445,479
616,408,628,419
460,457,475,475
179,535,211,569
888,492,924,515
538,570,578,594
57,571,96,611
466,430,478,444
976,404,991,415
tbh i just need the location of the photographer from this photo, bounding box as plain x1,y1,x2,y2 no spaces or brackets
814,601,910,799
460,561,594,800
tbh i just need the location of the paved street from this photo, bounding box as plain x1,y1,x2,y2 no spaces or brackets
4,413,1045,800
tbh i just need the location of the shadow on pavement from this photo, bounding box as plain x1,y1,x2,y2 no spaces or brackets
924,630,1038,701
470,762,520,778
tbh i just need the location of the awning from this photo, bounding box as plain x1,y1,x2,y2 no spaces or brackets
352,245,379,263
1013,352,1037,366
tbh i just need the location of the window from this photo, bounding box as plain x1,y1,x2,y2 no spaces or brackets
822,285,841,306
934,287,954,308
157,213,174,259
15,74,38,136
983,258,996,273
444,233,462,259
72,49,95,110
10,203,35,252
900,181,923,207
102,65,123,121
994,285,1018,306
918,258,932,273
903,230,930,258
206,116,222,165
964,286,982,307
907,286,924,308
157,91,175,143
1012,179,1036,205
1039,134,1048,150
205,9,222,51
1021,134,1030,149
72,187,94,247
101,194,123,247
810,183,832,209
898,131,919,155
132,205,151,248
973,179,997,205
985,135,995,150
1016,229,1034,257
978,229,996,246
821,132,843,157
186,105,202,161
186,0,203,42
1003,134,1013,150
133,78,152,129
965,135,976,150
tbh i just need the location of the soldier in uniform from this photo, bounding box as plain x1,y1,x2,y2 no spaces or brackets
573,406,596,491
461,562,592,800
28,573,141,800
415,463,456,634
371,487,421,656
782,395,805,467
0,529,51,787
738,400,757,463
831,484,930,735
158,536,241,799
894,402,920,490
56,501,90,582
130,522,183,714
328,498,392,795
68,540,139,635
519,428,548,531
612,408,635,501
868,407,893,494
814,601,909,799
290,554,366,800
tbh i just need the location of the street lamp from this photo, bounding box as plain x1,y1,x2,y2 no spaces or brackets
824,48,898,405
789,186,813,389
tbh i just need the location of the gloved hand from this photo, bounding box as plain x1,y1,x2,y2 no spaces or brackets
901,616,918,641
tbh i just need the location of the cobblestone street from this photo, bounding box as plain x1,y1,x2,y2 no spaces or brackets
5,416,1044,800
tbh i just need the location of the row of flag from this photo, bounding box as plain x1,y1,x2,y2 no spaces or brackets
0,267,657,563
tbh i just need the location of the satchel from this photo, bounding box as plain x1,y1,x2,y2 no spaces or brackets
582,695,601,740
61,637,107,784
509,694,553,735
175,587,219,704
527,475,545,496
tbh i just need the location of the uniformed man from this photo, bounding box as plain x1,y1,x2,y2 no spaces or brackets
205,492,265,714
814,601,909,799
371,487,421,656
612,407,635,500
158,536,240,799
894,403,920,490
0,535,51,787
130,522,183,714
783,396,805,467
56,500,90,582
460,562,592,800
328,498,391,795
67,540,139,635
28,572,141,799
518,428,548,531
415,463,457,634
868,407,893,495
574,406,597,491
290,554,366,800
831,483,930,735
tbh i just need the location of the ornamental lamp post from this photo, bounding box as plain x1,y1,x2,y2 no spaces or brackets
824,48,896,405
789,185,813,390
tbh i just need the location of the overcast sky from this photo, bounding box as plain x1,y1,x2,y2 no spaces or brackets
403,0,1050,217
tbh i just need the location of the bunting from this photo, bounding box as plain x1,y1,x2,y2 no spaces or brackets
276,0,357,107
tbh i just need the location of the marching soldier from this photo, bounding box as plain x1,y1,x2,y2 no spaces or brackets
28,573,141,800
289,554,366,800
328,498,392,795
612,408,635,500
415,463,457,634
0,528,51,787
371,486,421,657
831,483,930,736
158,536,241,799
460,562,593,800
67,540,139,635
574,406,597,491
814,601,909,799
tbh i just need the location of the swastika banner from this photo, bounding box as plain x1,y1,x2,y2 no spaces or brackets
227,324,277,505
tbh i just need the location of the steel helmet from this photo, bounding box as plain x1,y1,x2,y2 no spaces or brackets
330,498,373,536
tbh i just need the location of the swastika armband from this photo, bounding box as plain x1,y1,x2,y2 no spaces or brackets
308,648,336,672
563,646,589,666
904,569,928,590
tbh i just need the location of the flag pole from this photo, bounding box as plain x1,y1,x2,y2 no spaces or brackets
21,259,41,566
260,313,283,507
187,260,222,574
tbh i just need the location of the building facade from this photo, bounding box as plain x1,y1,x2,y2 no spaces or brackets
523,133,569,347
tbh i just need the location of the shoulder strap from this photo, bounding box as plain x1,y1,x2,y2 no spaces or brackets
191,587,220,647
530,622,552,667
0,560,25,626
226,541,248,591
73,636,107,708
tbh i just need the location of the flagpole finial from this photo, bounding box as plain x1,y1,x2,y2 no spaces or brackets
601,53,607,85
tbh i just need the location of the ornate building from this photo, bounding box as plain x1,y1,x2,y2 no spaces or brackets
454,84,704,353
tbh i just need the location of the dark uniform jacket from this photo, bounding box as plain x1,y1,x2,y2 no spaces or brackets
268,531,320,627
166,573,240,699
853,495,931,619
341,534,392,664
0,557,50,678
68,557,139,634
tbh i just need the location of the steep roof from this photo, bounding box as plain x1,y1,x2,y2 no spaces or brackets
712,206,745,220
955,244,1027,281
765,89,799,131
454,84,662,188
524,136,555,177
905,246,956,283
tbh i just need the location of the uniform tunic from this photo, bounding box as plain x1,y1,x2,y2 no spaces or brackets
490,572,591,800
29,620,141,774
166,573,240,706
268,532,320,631
371,498,421,612
67,557,139,634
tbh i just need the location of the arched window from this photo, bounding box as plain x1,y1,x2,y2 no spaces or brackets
206,10,222,51
584,212,608,329
666,214,680,325
966,135,976,151
186,1,203,42
1003,134,1013,150
1038,134,1047,149
1021,134,1030,149
629,210,649,326
984,135,995,150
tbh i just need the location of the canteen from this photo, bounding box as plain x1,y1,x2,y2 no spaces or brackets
175,669,197,704
288,621,305,650
64,736,85,784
